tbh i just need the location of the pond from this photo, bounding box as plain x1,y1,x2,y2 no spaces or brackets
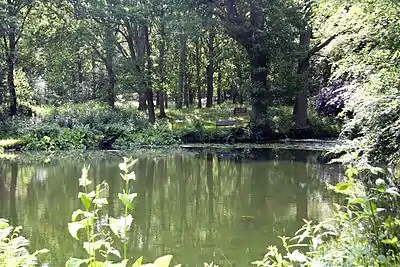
0,148,342,266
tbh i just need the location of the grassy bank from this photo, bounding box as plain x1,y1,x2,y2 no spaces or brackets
0,102,340,151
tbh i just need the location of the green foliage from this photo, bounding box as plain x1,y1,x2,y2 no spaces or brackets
0,102,183,150
254,166,400,266
0,219,48,267
66,158,182,267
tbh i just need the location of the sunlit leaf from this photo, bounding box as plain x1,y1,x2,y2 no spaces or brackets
118,193,137,210
109,215,133,239
349,198,365,205
72,209,85,222
66,257,89,267
0,218,9,228
335,182,350,192
153,255,173,267
83,241,104,255
286,250,307,263
382,237,398,246
79,192,95,210
68,222,85,240
132,256,143,267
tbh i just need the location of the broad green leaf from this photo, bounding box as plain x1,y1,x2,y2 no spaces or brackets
105,260,129,267
109,215,133,239
72,209,85,222
66,257,89,267
335,182,350,192
118,193,137,210
153,255,173,267
83,241,104,255
68,222,85,240
132,256,143,267
79,192,95,210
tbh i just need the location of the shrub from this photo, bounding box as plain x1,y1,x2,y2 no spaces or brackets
254,166,400,266
0,219,48,266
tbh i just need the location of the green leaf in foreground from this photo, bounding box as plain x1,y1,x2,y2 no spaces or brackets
68,222,85,240
335,182,350,192
132,256,143,267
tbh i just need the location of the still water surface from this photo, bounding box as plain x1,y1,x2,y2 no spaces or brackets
0,148,342,266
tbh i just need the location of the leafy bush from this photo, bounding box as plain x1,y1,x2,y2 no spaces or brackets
334,96,400,167
0,219,48,266
254,166,400,266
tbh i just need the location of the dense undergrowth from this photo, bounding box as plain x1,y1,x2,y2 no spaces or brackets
0,101,340,151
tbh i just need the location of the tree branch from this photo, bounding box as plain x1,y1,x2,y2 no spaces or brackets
15,3,33,45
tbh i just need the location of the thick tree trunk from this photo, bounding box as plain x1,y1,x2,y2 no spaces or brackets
144,25,156,123
7,29,17,116
247,48,272,138
217,71,222,104
196,39,202,108
293,15,312,129
177,37,186,109
206,29,215,108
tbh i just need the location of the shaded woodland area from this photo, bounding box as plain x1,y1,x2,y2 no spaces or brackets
0,0,399,158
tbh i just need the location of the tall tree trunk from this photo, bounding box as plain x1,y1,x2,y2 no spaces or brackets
247,48,271,138
206,29,215,108
91,55,97,99
195,39,202,108
105,28,116,109
7,28,17,116
293,2,312,129
0,68,4,106
138,94,147,110
158,21,167,118
165,93,168,109
217,71,222,104
77,56,84,100
106,64,116,109
177,37,186,109
156,91,160,107
144,25,156,123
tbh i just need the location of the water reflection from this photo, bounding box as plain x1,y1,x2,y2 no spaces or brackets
0,149,341,266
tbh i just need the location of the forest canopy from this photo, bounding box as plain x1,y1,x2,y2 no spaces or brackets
0,0,399,162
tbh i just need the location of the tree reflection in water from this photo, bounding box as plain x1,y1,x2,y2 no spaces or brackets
0,149,341,266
